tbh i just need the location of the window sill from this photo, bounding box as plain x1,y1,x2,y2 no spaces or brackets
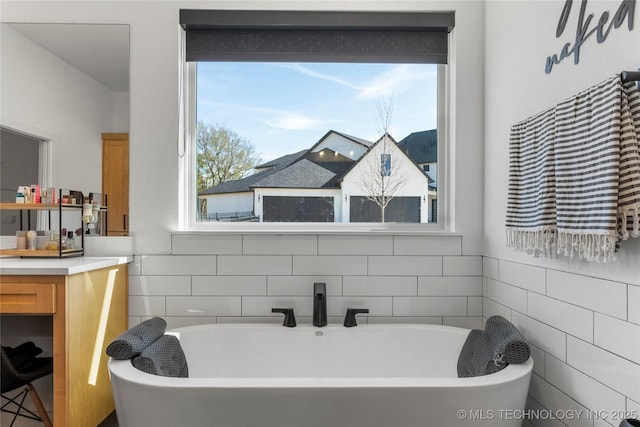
179,222,454,236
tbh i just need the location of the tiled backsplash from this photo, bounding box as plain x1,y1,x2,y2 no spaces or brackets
128,233,483,330
483,257,640,427
126,235,640,425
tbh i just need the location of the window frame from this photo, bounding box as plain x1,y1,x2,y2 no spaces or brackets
179,13,451,234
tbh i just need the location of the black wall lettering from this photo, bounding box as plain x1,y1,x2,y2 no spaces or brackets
557,0,574,37
545,0,636,74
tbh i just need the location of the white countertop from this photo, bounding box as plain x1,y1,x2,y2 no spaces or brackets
0,256,132,275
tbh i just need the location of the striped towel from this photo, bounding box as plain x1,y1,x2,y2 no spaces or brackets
507,74,640,262
506,106,558,257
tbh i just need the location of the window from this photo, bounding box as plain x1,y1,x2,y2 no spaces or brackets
381,154,391,177
180,10,453,230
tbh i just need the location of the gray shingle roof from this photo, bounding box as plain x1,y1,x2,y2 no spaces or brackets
254,150,305,170
251,158,337,188
198,150,306,195
397,130,437,164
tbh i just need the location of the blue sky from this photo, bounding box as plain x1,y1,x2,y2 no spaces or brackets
197,62,438,162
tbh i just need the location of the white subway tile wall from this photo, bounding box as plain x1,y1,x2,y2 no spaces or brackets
393,235,462,256
128,237,640,427
547,269,627,320
129,234,481,330
628,285,640,326
484,257,640,427
243,234,317,255
527,292,594,342
528,373,589,427
545,354,626,417
524,397,566,427
318,234,393,255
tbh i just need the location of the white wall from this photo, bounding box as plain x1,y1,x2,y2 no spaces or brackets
484,1,640,425
112,91,130,131
484,0,640,281
1,0,484,256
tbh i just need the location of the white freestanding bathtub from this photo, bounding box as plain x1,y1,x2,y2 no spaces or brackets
108,323,533,427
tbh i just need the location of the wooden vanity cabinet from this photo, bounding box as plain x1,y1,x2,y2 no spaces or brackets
0,264,128,427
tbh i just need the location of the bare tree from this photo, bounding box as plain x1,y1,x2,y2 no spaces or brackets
356,96,408,222
376,95,394,136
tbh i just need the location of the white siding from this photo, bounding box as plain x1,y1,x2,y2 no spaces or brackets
341,140,431,222
201,192,253,219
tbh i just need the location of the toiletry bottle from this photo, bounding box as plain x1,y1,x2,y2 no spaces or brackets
45,234,59,251
27,230,37,250
66,231,75,249
16,187,25,203
16,231,27,249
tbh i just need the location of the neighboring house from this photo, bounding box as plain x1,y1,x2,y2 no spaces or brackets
197,150,306,221
341,133,436,223
397,130,438,222
398,129,438,188
198,130,437,223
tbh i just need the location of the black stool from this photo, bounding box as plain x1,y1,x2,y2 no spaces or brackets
1,342,53,427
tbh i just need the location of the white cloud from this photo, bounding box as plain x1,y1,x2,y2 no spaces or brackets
247,106,331,131
265,112,324,130
277,63,361,90
357,64,435,100
274,63,435,102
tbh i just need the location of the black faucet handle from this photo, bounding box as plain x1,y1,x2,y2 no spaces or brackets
272,308,297,327
343,308,369,327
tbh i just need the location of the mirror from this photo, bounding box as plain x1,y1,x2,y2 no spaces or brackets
0,22,129,236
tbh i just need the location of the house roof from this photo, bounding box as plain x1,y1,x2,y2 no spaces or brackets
198,149,306,195
397,129,437,164
339,132,431,185
199,130,366,195
199,129,435,196
254,150,304,170
307,129,375,154
331,130,375,149
251,158,337,189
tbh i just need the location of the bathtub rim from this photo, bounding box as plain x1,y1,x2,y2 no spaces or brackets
108,323,533,389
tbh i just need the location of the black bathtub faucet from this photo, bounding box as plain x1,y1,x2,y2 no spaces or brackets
343,308,369,327
313,282,327,327
272,308,296,327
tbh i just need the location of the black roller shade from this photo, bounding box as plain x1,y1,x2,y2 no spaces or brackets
180,10,454,64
